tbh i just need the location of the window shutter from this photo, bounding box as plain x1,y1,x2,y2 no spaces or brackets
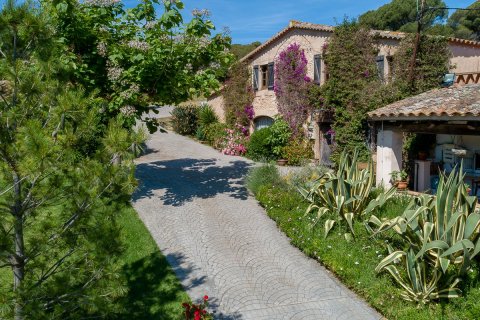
267,62,274,90
253,65,259,91
376,55,385,81
314,54,321,84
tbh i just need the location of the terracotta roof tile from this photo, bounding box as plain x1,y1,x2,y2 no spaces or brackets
240,21,480,62
368,84,480,121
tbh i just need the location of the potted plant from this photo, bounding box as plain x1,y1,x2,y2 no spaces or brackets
390,170,409,190
464,183,472,195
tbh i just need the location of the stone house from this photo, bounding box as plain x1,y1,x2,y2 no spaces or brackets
208,20,480,161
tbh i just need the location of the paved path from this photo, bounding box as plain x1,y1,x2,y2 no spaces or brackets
132,130,382,320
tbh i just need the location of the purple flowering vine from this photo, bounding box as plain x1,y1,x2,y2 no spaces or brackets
274,43,313,136
244,105,255,121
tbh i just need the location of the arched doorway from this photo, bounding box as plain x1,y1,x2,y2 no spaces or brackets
253,116,274,131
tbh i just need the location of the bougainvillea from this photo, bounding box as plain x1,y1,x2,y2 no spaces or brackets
220,125,248,156
274,43,313,136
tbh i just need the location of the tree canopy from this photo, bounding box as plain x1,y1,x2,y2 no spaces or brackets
0,0,231,318
359,0,448,33
42,0,234,132
448,1,480,40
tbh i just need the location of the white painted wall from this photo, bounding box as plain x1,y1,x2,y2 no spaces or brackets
376,129,403,188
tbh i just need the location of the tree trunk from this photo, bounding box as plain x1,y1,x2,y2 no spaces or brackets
12,172,25,320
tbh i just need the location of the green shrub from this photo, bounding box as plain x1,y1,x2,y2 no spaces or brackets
245,164,284,195
198,104,219,127
282,139,314,166
246,128,273,161
171,105,198,135
266,118,291,158
204,122,228,148
195,126,207,141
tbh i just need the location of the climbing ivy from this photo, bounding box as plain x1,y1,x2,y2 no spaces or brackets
320,21,382,160
318,20,450,163
391,34,451,96
222,62,255,127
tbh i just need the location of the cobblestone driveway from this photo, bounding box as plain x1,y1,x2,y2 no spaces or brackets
132,130,382,320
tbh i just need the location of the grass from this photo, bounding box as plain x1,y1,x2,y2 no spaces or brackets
0,205,189,319
248,165,480,320
113,205,190,319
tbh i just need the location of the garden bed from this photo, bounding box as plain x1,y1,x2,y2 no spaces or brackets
247,166,480,320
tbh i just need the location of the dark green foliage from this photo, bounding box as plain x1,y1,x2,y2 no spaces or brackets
320,20,449,164
198,104,219,128
247,172,480,320
246,128,274,161
204,122,228,148
0,1,145,317
359,0,448,32
222,62,255,126
171,105,199,136
282,139,314,166
196,104,218,141
266,118,292,158
321,21,381,161
245,164,284,195
391,34,451,95
230,41,261,60
448,2,480,40
42,0,234,132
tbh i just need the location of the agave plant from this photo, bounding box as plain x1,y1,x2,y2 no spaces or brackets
375,249,461,304
298,150,395,240
371,166,480,302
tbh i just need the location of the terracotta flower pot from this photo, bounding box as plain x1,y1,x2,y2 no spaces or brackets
397,181,408,190
277,159,288,166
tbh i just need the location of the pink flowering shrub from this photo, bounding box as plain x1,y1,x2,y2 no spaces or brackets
220,124,249,156
274,43,313,136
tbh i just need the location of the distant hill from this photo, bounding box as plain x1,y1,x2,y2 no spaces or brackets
230,41,261,60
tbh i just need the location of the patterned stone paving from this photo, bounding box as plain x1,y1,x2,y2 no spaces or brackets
132,130,381,320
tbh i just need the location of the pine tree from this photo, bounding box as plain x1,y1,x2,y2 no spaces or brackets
0,1,142,318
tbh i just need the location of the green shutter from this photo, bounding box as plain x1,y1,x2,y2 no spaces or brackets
314,54,321,84
267,62,274,90
253,65,259,91
376,56,385,81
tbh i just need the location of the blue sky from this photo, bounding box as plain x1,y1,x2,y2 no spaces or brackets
1,0,475,43
178,0,475,44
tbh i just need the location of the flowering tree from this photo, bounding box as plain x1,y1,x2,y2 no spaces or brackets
274,43,312,136
43,0,234,132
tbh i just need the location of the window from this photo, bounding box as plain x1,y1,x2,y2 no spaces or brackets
254,116,274,130
256,62,274,90
376,55,385,82
313,54,321,84
261,65,268,89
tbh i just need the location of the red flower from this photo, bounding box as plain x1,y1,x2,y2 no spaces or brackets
194,310,201,320
203,295,209,301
